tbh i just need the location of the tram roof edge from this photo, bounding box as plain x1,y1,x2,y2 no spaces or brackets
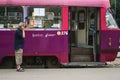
0,0,110,9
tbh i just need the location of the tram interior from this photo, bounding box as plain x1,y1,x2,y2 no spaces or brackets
69,7,100,62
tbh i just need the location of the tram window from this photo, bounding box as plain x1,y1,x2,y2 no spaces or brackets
28,6,62,29
0,6,23,29
106,10,118,28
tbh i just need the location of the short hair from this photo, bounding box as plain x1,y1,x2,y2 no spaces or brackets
18,22,24,27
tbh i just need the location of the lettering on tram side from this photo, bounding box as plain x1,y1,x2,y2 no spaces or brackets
32,33,56,38
57,31,68,36
45,33,56,37
32,31,68,38
32,33,44,38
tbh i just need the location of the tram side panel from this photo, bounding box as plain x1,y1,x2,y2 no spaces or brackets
0,31,14,63
0,30,69,64
100,30,120,62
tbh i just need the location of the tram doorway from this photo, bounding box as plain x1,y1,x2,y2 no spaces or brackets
69,7,100,62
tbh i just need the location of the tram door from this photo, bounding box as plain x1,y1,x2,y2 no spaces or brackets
69,7,87,46
77,9,87,46
69,7,99,62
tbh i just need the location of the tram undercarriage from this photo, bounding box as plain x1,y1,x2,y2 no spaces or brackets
0,56,61,68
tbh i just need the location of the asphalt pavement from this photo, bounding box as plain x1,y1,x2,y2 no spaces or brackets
0,68,120,80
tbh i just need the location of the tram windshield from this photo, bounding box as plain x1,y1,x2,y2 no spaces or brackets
106,10,118,28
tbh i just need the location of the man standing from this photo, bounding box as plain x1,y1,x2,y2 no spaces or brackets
14,22,26,72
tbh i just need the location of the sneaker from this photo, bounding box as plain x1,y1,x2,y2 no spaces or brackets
16,68,24,72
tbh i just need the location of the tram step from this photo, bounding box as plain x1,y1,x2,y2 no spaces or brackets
71,55,94,62
62,62,106,67
71,47,93,55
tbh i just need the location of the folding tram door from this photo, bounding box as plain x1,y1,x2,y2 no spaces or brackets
69,7,100,63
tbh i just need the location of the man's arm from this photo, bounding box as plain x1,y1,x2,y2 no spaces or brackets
22,29,25,38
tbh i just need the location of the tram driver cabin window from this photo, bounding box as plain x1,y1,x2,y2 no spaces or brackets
106,10,118,29
0,6,61,29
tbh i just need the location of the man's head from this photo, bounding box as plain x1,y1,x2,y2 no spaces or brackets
18,22,26,30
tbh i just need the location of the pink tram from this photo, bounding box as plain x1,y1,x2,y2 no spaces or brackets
0,0,120,67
